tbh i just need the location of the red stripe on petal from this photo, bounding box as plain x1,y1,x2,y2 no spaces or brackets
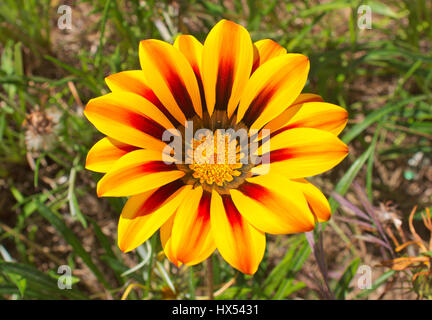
91,103,167,141
197,191,211,221
270,123,300,138
184,190,212,255
268,148,295,162
238,181,271,203
139,161,177,174
242,86,277,126
221,194,243,227
112,142,140,154
163,66,196,119
127,113,167,140
136,180,185,217
214,60,235,112
141,88,180,126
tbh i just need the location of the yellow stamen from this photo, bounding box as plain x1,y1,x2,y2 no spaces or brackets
188,132,242,186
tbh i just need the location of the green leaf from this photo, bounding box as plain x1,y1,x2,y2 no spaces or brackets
0,262,87,299
35,201,110,289
342,95,427,144
355,270,395,299
334,258,360,300
329,140,376,212
262,236,310,298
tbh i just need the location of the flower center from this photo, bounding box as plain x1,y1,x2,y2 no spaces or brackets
175,111,254,194
188,132,243,187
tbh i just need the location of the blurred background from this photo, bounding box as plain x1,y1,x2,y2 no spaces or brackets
0,0,431,300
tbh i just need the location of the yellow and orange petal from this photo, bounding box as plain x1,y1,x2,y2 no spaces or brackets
96,149,185,197
210,191,265,275
253,127,348,178
85,137,139,173
139,39,202,123
84,92,175,151
202,19,254,118
118,181,191,252
237,54,310,131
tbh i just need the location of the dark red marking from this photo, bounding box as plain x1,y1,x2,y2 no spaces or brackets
140,86,180,127
221,195,243,227
268,148,295,163
137,179,184,216
126,112,167,140
270,124,300,138
238,181,272,204
251,45,260,75
192,67,207,112
242,86,277,126
107,137,140,153
214,59,234,112
165,67,197,119
197,191,211,221
139,160,177,174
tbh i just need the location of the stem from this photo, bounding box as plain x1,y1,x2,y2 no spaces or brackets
206,258,214,300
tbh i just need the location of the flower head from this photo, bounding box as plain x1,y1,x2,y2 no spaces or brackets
24,108,61,152
84,20,348,274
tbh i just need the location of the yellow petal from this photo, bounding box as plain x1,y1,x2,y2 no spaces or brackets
173,35,206,108
96,149,185,197
271,102,348,137
160,214,182,267
237,54,310,131
105,70,179,126
210,191,265,275
202,20,253,117
85,137,139,173
230,174,315,234
84,92,175,150
252,39,287,72
264,93,323,132
253,127,348,178
106,70,151,95
170,188,215,265
118,181,191,252
173,35,203,78
291,178,331,222
139,39,202,123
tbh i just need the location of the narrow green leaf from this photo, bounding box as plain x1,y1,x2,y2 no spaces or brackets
334,258,360,300
0,262,87,299
36,201,110,288
342,95,427,144
355,270,395,299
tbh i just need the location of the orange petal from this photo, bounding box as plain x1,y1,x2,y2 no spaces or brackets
291,178,331,222
105,70,179,126
252,39,287,73
173,35,206,109
210,191,265,275
270,102,348,137
85,137,139,173
253,127,348,178
139,39,202,123
173,35,203,80
230,174,315,234
84,92,175,150
237,54,310,131
170,188,215,265
160,214,182,267
96,149,185,197
264,93,323,132
118,181,191,252
202,20,253,117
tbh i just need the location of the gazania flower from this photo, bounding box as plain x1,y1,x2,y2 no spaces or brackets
84,20,348,274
